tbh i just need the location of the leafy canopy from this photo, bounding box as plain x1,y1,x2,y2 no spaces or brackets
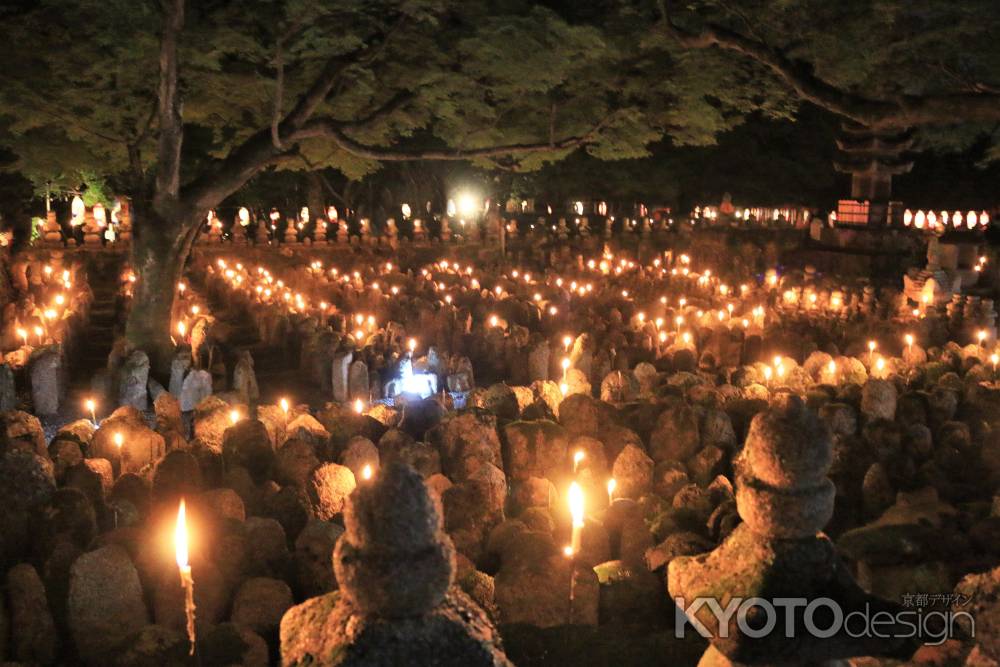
0,0,794,194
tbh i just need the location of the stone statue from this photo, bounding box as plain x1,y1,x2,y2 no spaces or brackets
668,395,918,666
280,462,512,666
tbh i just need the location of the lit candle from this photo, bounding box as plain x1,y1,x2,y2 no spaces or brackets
568,481,584,555
34,326,43,345
408,338,417,355
904,333,914,354
992,353,999,373
607,478,616,505
361,464,373,481
978,330,988,347
85,398,97,425
563,335,573,352
228,409,240,425
867,340,877,366
561,357,571,379
17,328,27,346
573,450,584,474
174,499,197,655
354,398,364,414
559,381,568,396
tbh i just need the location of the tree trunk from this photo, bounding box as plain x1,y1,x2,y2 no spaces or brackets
125,205,196,377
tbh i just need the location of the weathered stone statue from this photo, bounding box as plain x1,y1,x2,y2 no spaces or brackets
280,462,511,666
668,394,918,666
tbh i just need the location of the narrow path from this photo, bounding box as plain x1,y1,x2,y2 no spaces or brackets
64,253,124,421
198,283,326,409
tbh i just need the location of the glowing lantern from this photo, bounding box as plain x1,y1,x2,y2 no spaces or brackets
93,203,107,227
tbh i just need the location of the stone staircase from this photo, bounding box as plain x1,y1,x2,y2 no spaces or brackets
66,254,124,415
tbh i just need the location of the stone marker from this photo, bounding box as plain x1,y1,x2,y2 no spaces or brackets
281,462,511,665
668,395,919,665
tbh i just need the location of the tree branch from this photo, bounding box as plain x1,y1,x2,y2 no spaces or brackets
179,13,413,216
153,0,185,210
270,17,307,150
292,116,611,162
657,0,893,127
657,0,1000,130
271,42,285,150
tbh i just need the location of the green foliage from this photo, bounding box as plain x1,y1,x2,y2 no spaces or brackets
2,0,995,204
667,0,1000,154
80,171,113,207
30,216,44,243
0,0,794,197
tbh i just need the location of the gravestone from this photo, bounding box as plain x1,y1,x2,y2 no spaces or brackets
348,360,370,402
117,350,150,411
332,351,353,403
179,369,213,412
29,347,62,416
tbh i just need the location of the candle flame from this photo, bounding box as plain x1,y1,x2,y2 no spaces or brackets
354,398,364,414
175,499,189,569
573,450,584,466
568,481,584,527
280,398,289,414
114,432,123,448
361,464,373,480
607,478,617,497
229,409,240,425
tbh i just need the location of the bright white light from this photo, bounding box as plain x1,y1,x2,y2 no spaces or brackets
455,192,480,219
